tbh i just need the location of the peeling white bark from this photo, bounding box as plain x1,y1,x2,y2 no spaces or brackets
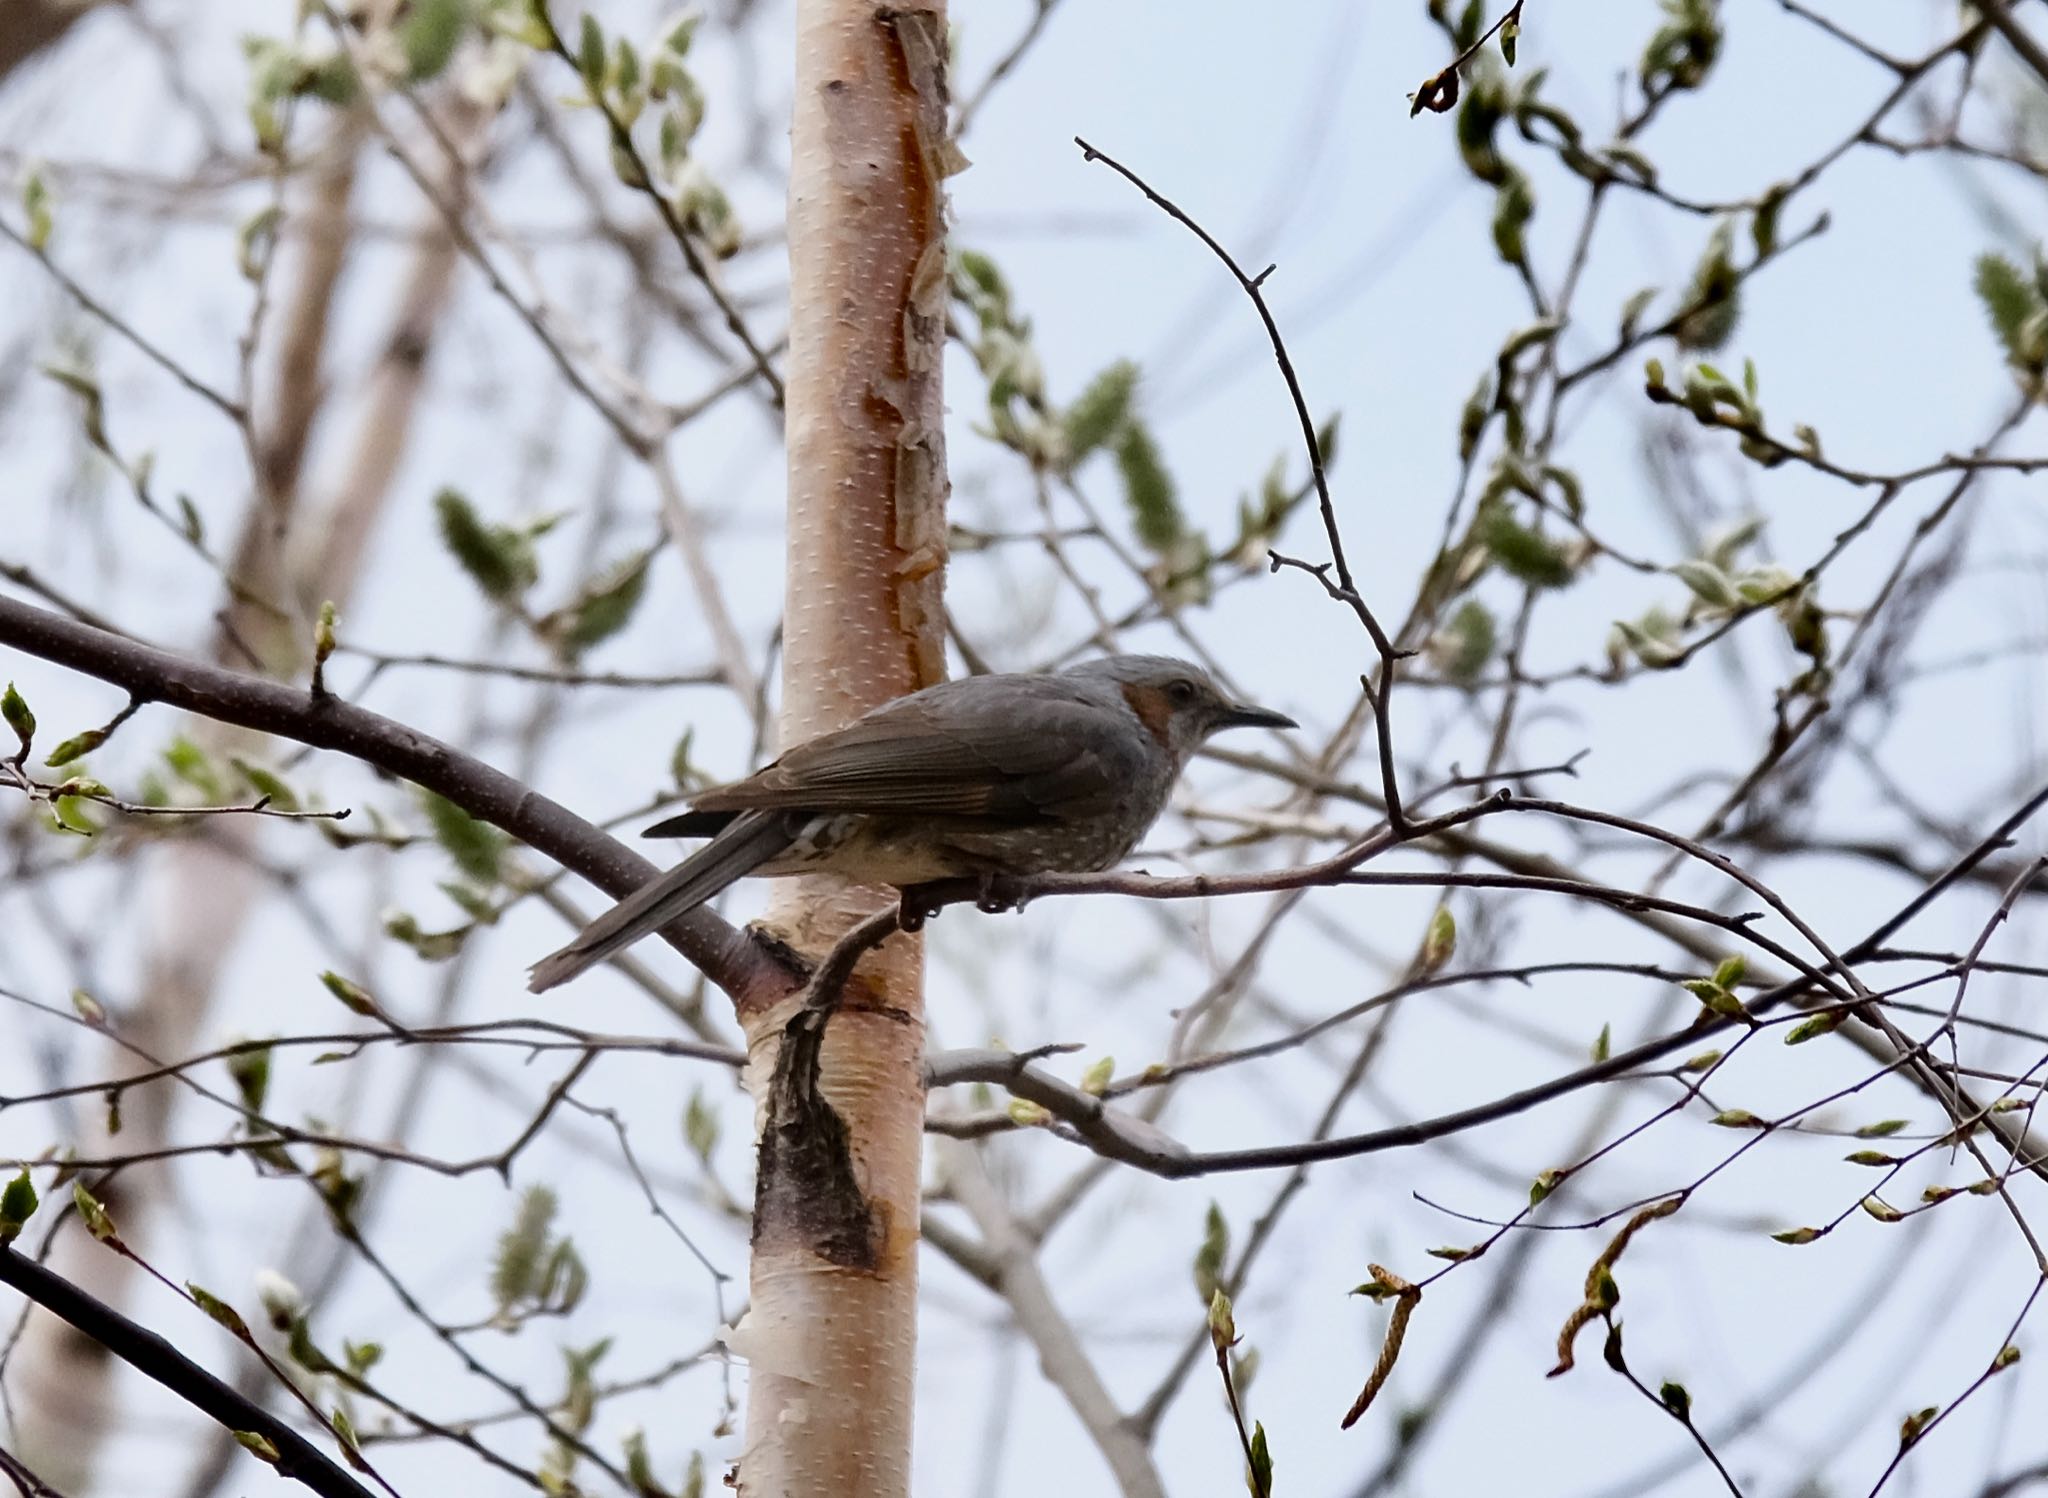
739,2,952,1493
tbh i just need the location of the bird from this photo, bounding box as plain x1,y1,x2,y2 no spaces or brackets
526,655,1296,991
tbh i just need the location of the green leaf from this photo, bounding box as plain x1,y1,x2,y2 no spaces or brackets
1061,360,1139,468
1641,0,1722,93
1419,905,1457,974
434,489,538,602
235,205,280,281
74,1182,116,1240
684,1088,720,1162
1659,1381,1692,1422
400,0,469,78
439,881,497,923
319,971,379,1018
1683,978,1751,1023
577,13,606,90
550,548,654,655
232,758,300,812
951,247,1011,324
1675,222,1741,351
1113,421,1184,553
1458,371,1493,460
1752,185,1785,257
1710,1109,1765,1129
1671,559,1740,609
1771,1226,1821,1245
188,1283,252,1339
658,10,701,55
1843,1150,1899,1167
1491,171,1534,267
23,168,53,251
0,1170,38,1244
493,1185,559,1312
1193,1202,1229,1306
1500,16,1518,65
163,735,227,799
1435,601,1497,687
623,1428,658,1493
560,1336,612,1433
481,0,554,46
1207,1287,1236,1352
670,160,741,257
539,1238,588,1314
611,36,643,115
419,790,507,883
1710,955,1746,991
1478,507,1574,588
1247,1419,1273,1496
1855,1119,1908,1138
1079,1055,1114,1096
2,683,35,757
1974,252,2043,368
41,362,107,448
1498,317,1561,363
1783,1010,1845,1045
234,1431,281,1463
1233,1346,1261,1398
1619,286,1658,339
226,1040,273,1112
1530,1168,1562,1204
44,727,106,767
1590,1023,1611,1064
1899,1406,1938,1446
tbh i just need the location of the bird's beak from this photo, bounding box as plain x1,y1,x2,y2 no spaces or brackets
1216,702,1297,732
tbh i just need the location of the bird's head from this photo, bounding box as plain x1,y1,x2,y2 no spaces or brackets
1068,654,1297,757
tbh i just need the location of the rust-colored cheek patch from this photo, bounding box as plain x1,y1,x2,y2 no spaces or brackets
1120,683,1175,749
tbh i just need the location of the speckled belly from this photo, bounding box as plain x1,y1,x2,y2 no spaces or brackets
753,810,1148,884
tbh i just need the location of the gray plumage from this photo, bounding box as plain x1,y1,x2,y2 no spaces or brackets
527,655,1294,991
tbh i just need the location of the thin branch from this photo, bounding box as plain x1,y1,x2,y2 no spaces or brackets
0,1247,373,1498
0,591,785,1004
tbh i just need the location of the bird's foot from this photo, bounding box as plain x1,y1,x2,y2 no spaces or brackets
897,884,940,932
975,874,1028,915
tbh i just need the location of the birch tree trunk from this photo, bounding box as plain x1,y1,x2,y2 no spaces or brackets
730,3,953,1492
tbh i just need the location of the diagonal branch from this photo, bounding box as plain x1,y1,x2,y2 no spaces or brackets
0,593,786,1005
0,1245,373,1498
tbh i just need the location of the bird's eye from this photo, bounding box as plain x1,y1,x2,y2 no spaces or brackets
1166,679,1197,707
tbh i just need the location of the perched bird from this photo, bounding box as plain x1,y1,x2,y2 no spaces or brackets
527,655,1295,991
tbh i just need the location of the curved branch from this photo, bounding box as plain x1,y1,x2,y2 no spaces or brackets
0,593,785,1005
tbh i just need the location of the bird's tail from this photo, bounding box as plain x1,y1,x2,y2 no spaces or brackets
527,810,795,992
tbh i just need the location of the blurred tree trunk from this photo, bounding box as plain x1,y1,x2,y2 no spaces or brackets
14,100,490,1492
732,2,953,1493
0,0,116,84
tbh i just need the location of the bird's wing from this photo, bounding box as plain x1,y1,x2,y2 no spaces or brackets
692,681,1126,823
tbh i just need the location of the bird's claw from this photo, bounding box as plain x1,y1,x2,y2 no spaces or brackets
897,885,938,932
975,874,1026,915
